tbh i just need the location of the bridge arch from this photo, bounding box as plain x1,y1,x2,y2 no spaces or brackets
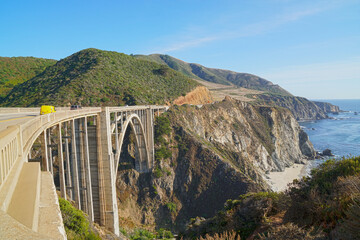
113,113,151,175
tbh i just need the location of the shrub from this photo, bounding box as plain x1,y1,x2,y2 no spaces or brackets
59,197,101,240
130,229,155,240
156,228,174,239
166,202,177,213
155,116,171,142
154,167,163,178
287,156,360,232
155,145,172,161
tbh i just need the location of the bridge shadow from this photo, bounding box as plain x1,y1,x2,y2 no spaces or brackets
118,127,136,171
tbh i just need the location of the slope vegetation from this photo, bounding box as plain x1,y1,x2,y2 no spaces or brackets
1,49,198,106
183,156,360,240
135,54,291,96
0,57,56,98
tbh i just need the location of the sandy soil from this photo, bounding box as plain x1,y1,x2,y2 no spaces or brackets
265,163,308,192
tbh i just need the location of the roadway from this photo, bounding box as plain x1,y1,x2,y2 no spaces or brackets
0,112,38,132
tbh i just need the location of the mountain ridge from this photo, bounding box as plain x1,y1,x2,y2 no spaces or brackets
135,54,292,96
0,49,199,107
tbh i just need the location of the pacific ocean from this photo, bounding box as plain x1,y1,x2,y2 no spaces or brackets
299,99,360,171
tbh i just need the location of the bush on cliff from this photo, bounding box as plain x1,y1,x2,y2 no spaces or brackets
59,197,101,240
287,156,360,232
183,156,360,239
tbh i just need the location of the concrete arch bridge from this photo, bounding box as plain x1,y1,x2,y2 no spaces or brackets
0,106,167,239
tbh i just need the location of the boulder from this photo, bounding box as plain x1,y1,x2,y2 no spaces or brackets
322,149,334,156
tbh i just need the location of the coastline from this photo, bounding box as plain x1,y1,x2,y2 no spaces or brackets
265,162,308,192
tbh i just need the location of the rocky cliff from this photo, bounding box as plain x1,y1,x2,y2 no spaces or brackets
115,97,315,232
253,94,338,120
313,101,340,113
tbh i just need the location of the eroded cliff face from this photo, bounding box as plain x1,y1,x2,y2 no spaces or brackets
115,97,315,232
313,101,340,113
254,94,339,120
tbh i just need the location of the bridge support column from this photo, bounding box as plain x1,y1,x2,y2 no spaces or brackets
97,108,119,236
71,119,81,209
146,108,154,168
57,123,66,199
40,130,49,171
83,117,94,222
47,129,53,175
64,123,73,199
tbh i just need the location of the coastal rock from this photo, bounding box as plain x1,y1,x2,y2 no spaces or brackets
313,101,340,113
299,129,316,158
254,95,340,120
322,148,334,156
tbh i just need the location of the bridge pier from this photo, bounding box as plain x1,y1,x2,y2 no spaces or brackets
57,123,66,200
97,109,119,235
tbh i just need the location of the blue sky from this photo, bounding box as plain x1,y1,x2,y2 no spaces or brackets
1,0,359,99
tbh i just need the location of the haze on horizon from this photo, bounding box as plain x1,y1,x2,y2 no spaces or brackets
0,0,359,99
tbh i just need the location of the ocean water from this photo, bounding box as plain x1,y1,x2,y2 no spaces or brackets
299,99,360,171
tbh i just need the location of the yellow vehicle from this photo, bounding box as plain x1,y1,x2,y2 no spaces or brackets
40,105,56,115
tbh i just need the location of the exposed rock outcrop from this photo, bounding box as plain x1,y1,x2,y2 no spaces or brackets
115,97,315,232
313,101,340,113
254,94,334,120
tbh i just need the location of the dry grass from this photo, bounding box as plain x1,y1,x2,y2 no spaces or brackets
195,79,263,102
198,230,241,240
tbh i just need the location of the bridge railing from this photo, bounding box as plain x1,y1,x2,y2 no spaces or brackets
20,108,102,154
0,108,101,190
0,126,20,188
0,108,39,113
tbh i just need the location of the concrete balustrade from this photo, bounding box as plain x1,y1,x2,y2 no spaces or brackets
0,105,167,238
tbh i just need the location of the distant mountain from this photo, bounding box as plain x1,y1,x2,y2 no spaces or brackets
135,54,291,96
0,49,198,107
0,57,56,98
135,54,340,120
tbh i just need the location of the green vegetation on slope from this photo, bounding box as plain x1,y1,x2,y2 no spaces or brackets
0,57,56,98
1,49,198,106
183,156,360,240
59,197,101,240
135,54,291,96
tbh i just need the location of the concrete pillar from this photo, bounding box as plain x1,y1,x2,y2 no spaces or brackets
88,121,100,223
40,130,49,171
146,108,154,168
78,119,87,212
71,119,81,209
47,129,53,175
97,108,119,236
64,122,73,199
83,117,94,222
115,112,119,155
57,123,66,199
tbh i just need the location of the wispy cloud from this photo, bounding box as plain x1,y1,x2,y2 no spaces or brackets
156,36,218,53
152,2,337,54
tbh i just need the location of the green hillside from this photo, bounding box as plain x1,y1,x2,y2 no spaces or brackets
0,49,199,107
135,54,291,96
0,57,56,98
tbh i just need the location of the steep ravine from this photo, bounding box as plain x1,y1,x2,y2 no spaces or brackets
115,97,315,233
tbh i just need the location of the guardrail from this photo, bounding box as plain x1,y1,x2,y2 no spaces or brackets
0,108,101,190
0,108,39,113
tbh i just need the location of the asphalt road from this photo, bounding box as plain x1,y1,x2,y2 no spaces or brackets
0,113,38,133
